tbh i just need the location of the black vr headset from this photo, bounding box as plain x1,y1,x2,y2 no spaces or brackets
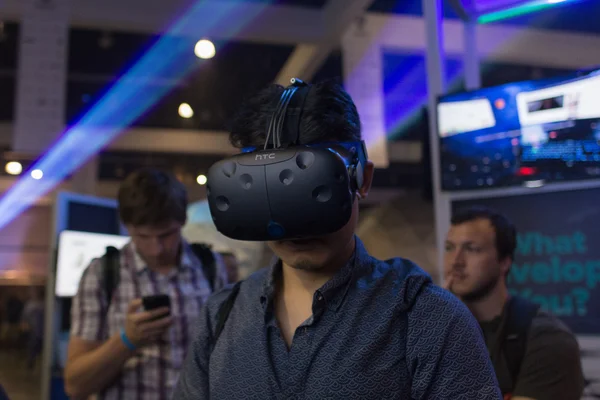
206,78,368,241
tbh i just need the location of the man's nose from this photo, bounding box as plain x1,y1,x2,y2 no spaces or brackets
451,249,466,268
147,238,164,254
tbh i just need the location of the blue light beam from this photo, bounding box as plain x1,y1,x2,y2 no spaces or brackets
0,0,271,229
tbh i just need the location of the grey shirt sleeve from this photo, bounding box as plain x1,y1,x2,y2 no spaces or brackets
513,314,584,400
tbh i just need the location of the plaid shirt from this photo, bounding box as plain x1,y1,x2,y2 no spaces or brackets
70,240,226,400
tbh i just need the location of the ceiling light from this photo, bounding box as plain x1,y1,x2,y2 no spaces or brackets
196,174,207,185
477,0,570,23
178,103,194,119
194,39,216,59
31,169,43,180
5,161,22,176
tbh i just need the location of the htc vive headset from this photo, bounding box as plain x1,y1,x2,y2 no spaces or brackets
206,78,368,241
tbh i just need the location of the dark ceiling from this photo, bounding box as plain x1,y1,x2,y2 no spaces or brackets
68,30,287,131
247,0,328,7
252,0,600,35
0,0,598,132
0,24,343,131
368,0,600,34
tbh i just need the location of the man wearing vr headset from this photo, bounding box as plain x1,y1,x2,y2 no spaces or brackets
174,79,501,399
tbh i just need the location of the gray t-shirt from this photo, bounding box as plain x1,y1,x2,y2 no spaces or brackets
480,310,584,400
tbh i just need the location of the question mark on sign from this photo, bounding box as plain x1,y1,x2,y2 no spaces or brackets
572,288,590,316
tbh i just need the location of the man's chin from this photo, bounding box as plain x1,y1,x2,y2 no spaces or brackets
289,258,325,271
448,283,472,299
143,258,172,270
277,251,328,271
457,280,498,303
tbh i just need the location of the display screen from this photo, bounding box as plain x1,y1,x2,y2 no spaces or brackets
55,230,129,297
438,68,600,191
67,202,121,234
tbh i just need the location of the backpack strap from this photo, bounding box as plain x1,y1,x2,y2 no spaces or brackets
101,246,121,309
211,281,242,350
189,243,217,291
500,296,540,391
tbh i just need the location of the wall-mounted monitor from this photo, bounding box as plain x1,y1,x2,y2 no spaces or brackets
438,68,600,191
55,230,130,297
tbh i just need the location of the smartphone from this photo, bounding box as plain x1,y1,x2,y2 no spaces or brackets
142,294,171,315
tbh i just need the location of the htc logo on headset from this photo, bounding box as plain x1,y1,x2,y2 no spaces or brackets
255,153,276,161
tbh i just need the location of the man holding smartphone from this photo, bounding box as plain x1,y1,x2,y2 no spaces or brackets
65,168,228,400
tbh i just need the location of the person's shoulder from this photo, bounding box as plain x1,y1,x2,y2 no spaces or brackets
514,309,584,399
86,256,105,271
368,256,432,291
78,257,104,285
367,255,470,321
531,309,574,333
521,308,582,381
412,280,472,320
375,256,431,278
528,309,579,347
383,259,475,328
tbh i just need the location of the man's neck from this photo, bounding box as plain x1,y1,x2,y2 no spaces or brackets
152,264,177,275
147,256,179,275
464,282,510,322
280,237,356,296
280,266,333,297
275,238,355,347
145,257,180,276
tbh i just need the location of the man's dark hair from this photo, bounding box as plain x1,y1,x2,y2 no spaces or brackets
451,206,517,261
229,79,361,149
118,168,188,226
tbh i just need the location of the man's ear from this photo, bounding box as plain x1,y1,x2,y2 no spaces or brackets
501,257,513,280
357,161,375,200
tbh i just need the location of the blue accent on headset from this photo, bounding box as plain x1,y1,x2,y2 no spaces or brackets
267,221,285,238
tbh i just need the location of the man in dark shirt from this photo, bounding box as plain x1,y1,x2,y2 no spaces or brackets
444,206,584,400
174,80,501,399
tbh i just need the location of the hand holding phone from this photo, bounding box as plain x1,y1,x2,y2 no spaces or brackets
142,294,171,314
123,296,172,348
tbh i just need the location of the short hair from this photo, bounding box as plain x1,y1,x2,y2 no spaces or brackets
451,206,517,261
228,79,362,149
118,168,187,227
